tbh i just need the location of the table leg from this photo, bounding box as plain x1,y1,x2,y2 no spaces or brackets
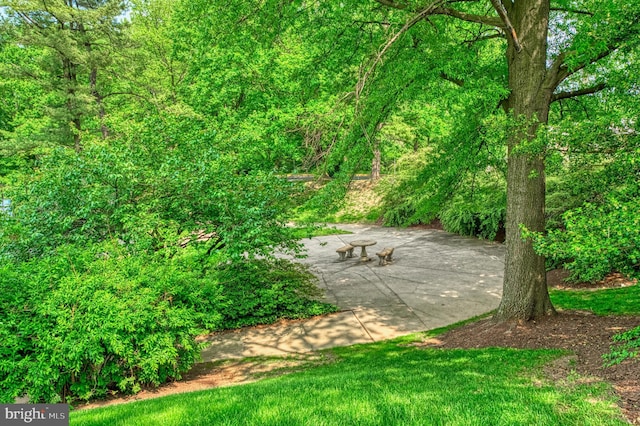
360,246,368,261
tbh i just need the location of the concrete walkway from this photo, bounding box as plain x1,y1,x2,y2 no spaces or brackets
200,225,504,361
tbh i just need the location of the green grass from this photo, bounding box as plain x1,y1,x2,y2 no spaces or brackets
551,284,640,315
290,225,352,239
70,286,640,426
71,342,625,426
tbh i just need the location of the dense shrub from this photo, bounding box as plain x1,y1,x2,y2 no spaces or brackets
0,242,221,403
383,200,429,227
1,136,303,261
0,241,334,403
439,199,505,241
528,194,640,283
217,259,337,329
0,129,335,403
378,148,437,227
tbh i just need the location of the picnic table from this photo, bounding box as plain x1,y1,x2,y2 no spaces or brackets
350,240,377,261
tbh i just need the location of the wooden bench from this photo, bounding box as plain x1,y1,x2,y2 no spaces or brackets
336,244,355,260
376,247,394,266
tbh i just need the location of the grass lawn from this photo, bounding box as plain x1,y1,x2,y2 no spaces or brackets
71,345,624,426
71,285,639,426
550,284,640,315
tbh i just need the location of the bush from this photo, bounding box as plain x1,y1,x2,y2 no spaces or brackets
0,242,222,403
439,202,505,240
217,259,338,329
0,240,336,404
603,326,640,366
529,194,640,283
0,123,335,403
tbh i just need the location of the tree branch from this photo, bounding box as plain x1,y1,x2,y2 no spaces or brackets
375,1,504,28
544,40,618,94
551,82,606,103
555,44,618,86
356,1,444,99
463,30,505,45
431,6,504,28
440,72,464,86
489,0,522,52
550,7,593,17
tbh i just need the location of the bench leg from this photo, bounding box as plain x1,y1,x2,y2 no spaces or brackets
338,252,346,260
347,248,354,258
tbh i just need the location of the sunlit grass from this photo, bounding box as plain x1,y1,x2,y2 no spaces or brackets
551,284,640,315
70,286,639,425
72,343,625,426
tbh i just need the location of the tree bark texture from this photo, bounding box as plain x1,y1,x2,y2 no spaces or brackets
494,0,556,320
371,148,381,181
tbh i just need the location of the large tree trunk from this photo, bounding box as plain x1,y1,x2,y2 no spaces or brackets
494,0,556,320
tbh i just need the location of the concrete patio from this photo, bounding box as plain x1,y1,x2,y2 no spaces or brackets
200,224,505,361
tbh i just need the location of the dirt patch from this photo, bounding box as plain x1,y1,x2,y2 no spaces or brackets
548,268,638,290
336,180,383,221
76,353,331,411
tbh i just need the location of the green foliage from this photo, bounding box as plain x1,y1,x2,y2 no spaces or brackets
604,326,640,366
382,200,425,227
378,102,507,229
378,114,507,236
0,240,335,403
0,112,336,403
1,112,302,261
378,147,436,227
1,0,126,149
217,259,337,329
0,242,221,403
436,163,507,241
529,193,640,283
439,201,505,241
541,85,640,279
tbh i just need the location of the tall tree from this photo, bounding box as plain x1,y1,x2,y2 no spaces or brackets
367,0,640,320
1,0,125,151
